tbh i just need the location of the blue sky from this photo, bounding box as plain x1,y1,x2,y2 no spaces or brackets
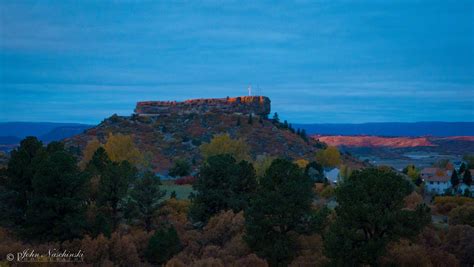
1,0,473,124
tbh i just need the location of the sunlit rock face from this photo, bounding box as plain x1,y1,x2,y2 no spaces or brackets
135,96,271,116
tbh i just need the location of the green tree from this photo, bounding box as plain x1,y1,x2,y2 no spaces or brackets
170,191,177,199
168,159,191,177
128,171,166,231
300,129,308,141
272,112,280,124
463,154,474,169
463,169,472,185
86,148,137,233
4,137,44,225
324,168,431,266
459,162,467,173
24,143,88,241
305,161,325,182
451,170,460,187
145,225,182,265
248,113,253,124
189,154,257,223
244,159,314,266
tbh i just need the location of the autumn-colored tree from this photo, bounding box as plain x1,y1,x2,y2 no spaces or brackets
404,191,424,210
444,225,474,265
379,240,432,266
339,164,352,182
104,133,144,166
200,134,250,162
293,159,309,169
79,138,102,169
253,155,276,178
315,146,341,168
448,204,474,227
403,164,420,183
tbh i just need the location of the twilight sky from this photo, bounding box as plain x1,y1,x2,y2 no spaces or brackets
1,0,473,124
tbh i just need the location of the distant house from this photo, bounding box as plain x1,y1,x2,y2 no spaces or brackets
423,168,452,194
421,167,438,180
324,168,341,184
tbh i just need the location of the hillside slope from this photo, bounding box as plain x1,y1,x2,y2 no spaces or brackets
65,113,333,172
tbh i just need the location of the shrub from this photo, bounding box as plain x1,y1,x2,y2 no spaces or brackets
434,196,473,205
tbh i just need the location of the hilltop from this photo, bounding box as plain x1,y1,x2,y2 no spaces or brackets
65,96,358,172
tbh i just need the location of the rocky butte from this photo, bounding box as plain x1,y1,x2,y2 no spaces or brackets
134,96,271,117
65,95,365,171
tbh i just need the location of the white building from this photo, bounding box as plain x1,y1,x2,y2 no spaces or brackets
324,168,341,184
423,168,451,194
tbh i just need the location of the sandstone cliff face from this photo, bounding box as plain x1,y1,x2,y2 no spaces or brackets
135,96,271,116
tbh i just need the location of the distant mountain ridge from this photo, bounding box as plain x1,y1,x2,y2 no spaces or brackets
294,122,474,137
0,122,93,144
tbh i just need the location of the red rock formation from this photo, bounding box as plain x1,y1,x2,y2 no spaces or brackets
313,135,435,148
135,96,271,116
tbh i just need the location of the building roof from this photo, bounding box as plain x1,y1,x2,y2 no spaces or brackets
426,174,450,182
421,167,438,175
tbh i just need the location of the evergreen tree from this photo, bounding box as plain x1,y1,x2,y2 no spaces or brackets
245,159,313,266
24,143,88,241
86,148,137,233
248,113,253,124
97,160,137,230
459,162,467,174
168,159,191,177
296,128,301,135
283,120,289,129
300,129,307,141
236,117,241,126
451,170,460,187
128,171,166,231
305,161,325,182
259,116,264,125
145,225,182,264
4,137,44,225
289,124,295,133
324,168,431,266
463,169,472,186
272,112,280,124
170,191,177,199
189,154,257,223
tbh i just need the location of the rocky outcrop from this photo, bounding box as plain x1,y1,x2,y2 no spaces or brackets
135,96,271,116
